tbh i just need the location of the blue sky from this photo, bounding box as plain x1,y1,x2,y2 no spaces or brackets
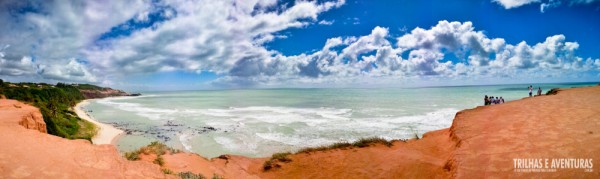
269,0,599,58
0,0,599,91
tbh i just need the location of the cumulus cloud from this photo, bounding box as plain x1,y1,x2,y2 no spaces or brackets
83,0,345,77
208,20,599,86
493,0,540,9
0,0,597,87
0,0,150,82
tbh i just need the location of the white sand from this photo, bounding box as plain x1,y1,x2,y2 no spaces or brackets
74,100,124,145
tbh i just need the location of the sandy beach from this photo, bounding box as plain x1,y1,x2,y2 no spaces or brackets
74,100,124,145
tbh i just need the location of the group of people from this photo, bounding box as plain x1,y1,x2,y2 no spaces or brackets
485,85,544,106
528,85,543,97
484,95,504,105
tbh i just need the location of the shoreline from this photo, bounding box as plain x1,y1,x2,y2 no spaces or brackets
74,99,124,145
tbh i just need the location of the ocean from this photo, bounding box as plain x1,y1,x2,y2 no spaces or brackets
81,82,598,158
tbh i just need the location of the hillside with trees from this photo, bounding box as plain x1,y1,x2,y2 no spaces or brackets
0,79,133,140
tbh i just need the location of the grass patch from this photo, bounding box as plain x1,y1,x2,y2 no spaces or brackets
264,137,395,171
263,160,274,171
140,141,182,155
72,120,97,141
153,155,165,166
123,141,181,161
271,152,292,162
177,171,206,179
124,151,140,161
352,137,393,148
263,152,292,171
296,137,394,154
211,174,224,179
162,168,174,174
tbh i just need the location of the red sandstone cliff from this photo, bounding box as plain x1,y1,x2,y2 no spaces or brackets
0,99,173,179
151,86,600,178
1,86,599,178
79,88,131,99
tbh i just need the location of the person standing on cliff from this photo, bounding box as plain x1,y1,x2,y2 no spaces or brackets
537,87,542,96
484,95,489,105
528,85,533,97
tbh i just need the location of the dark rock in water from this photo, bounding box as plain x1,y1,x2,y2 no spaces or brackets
128,93,142,96
204,126,217,131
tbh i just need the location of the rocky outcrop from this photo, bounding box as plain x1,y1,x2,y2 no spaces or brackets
18,112,46,133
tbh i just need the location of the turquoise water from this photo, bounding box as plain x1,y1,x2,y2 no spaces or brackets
82,82,598,158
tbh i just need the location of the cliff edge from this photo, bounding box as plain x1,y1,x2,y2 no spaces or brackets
0,99,173,179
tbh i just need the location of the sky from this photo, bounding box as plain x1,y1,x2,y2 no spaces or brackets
0,0,599,91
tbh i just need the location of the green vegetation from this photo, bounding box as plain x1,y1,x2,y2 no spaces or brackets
123,141,181,161
154,156,165,166
177,172,206,179
211,174,224,179
263,152,292,171
296,137,394,154
124,151,141,161
271,152,292,162
173,171,222,179
162,168,174,174
263,137,396,171
73,84,107,90
0,80,102,140
352,137,394,147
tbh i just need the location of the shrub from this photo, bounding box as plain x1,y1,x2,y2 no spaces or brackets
144,141,181,155
263,160,273,171
178,171,206,179
296,137,394,154
271,152,292,163
352,137,393,147
124,151,140,161
162,168,174,174
153,156,165,166
546,88,560,95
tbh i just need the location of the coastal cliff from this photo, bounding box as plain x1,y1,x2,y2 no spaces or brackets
0,99,172,178
1,86,598,178
148,86,600,178
73,84,138,99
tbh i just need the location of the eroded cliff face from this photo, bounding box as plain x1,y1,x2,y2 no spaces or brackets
18,111,46,133
2,86,599,178
152,86,600,178
79,88,131,99
0,99,173,179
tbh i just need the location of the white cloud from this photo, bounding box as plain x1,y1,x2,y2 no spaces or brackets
493,0,540,9
0,55,37,76
541,0,561,12
493,0,600,12
38,59,97,82
0,0,597,88
318,20,334,25
0,0,150,82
